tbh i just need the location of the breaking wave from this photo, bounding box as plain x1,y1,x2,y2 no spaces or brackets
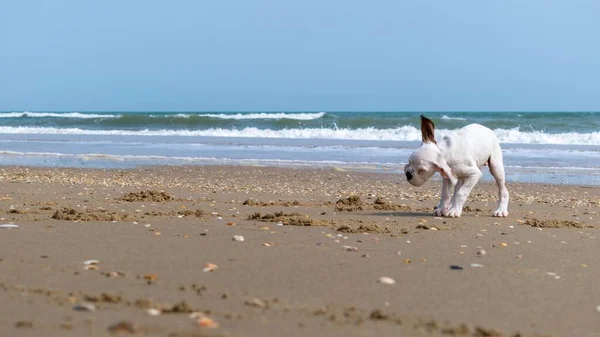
0,112,119,119
0,126,598,145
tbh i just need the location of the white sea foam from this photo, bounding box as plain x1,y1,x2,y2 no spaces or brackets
0,126,598,145
161,112,327,120
0,112,119,119
441,115,467,121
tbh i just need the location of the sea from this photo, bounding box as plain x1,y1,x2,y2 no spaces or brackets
0,111,598,185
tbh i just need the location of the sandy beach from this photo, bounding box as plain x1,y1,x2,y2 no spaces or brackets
0,165,599,337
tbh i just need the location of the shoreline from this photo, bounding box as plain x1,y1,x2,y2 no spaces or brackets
0,165,599,337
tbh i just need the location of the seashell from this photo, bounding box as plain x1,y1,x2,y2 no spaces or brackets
143,274,158,281
0,224,19,229
477,249,487,256
147,308,161,316
499,242,508,247
470,263,484,268
232,235,244,242
378,277,396,285
189,312,204,319
73,302,97,312
83,260,100,266
196,316,219,328
342,245,358,252
203,263,218,272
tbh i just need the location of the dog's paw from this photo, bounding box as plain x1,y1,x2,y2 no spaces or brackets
433,207,445,216
493,209,508,217
445,207,462,218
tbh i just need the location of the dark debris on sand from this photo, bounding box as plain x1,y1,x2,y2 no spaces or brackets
118,190,175,202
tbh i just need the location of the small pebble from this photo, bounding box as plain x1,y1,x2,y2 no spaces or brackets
378,277,396,285
449,265,463,270
144,274,158,281
73,303,97,312
232,235,245,242
108,321,140,334
342,245,359,252
197,316,219,328
147,308,161,316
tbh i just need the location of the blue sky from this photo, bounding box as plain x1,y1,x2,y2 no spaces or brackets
1,1,599,111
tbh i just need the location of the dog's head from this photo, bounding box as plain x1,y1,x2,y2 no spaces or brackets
404,116,456,187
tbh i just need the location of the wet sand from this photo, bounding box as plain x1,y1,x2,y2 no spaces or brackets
0,166,599,337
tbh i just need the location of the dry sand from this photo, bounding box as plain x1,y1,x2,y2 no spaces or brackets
0,166,599,337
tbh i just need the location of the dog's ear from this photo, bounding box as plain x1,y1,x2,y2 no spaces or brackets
420,115,437,144
434,159,457,185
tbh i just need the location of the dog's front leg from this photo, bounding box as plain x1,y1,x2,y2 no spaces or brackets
445,168,482,218
434,178,454,216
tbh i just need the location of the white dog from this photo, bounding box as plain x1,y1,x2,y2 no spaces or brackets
404,115,509,218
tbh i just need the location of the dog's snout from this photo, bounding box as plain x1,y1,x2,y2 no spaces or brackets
406,171,413,180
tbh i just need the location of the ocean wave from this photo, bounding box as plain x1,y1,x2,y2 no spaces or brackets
158,112,327,120
0,126,598,145
441,115,467,121
0,112,119,119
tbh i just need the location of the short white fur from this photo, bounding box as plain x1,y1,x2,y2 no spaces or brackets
404,115,509,218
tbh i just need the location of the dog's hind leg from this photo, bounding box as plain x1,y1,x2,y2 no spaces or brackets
489,146,509,217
